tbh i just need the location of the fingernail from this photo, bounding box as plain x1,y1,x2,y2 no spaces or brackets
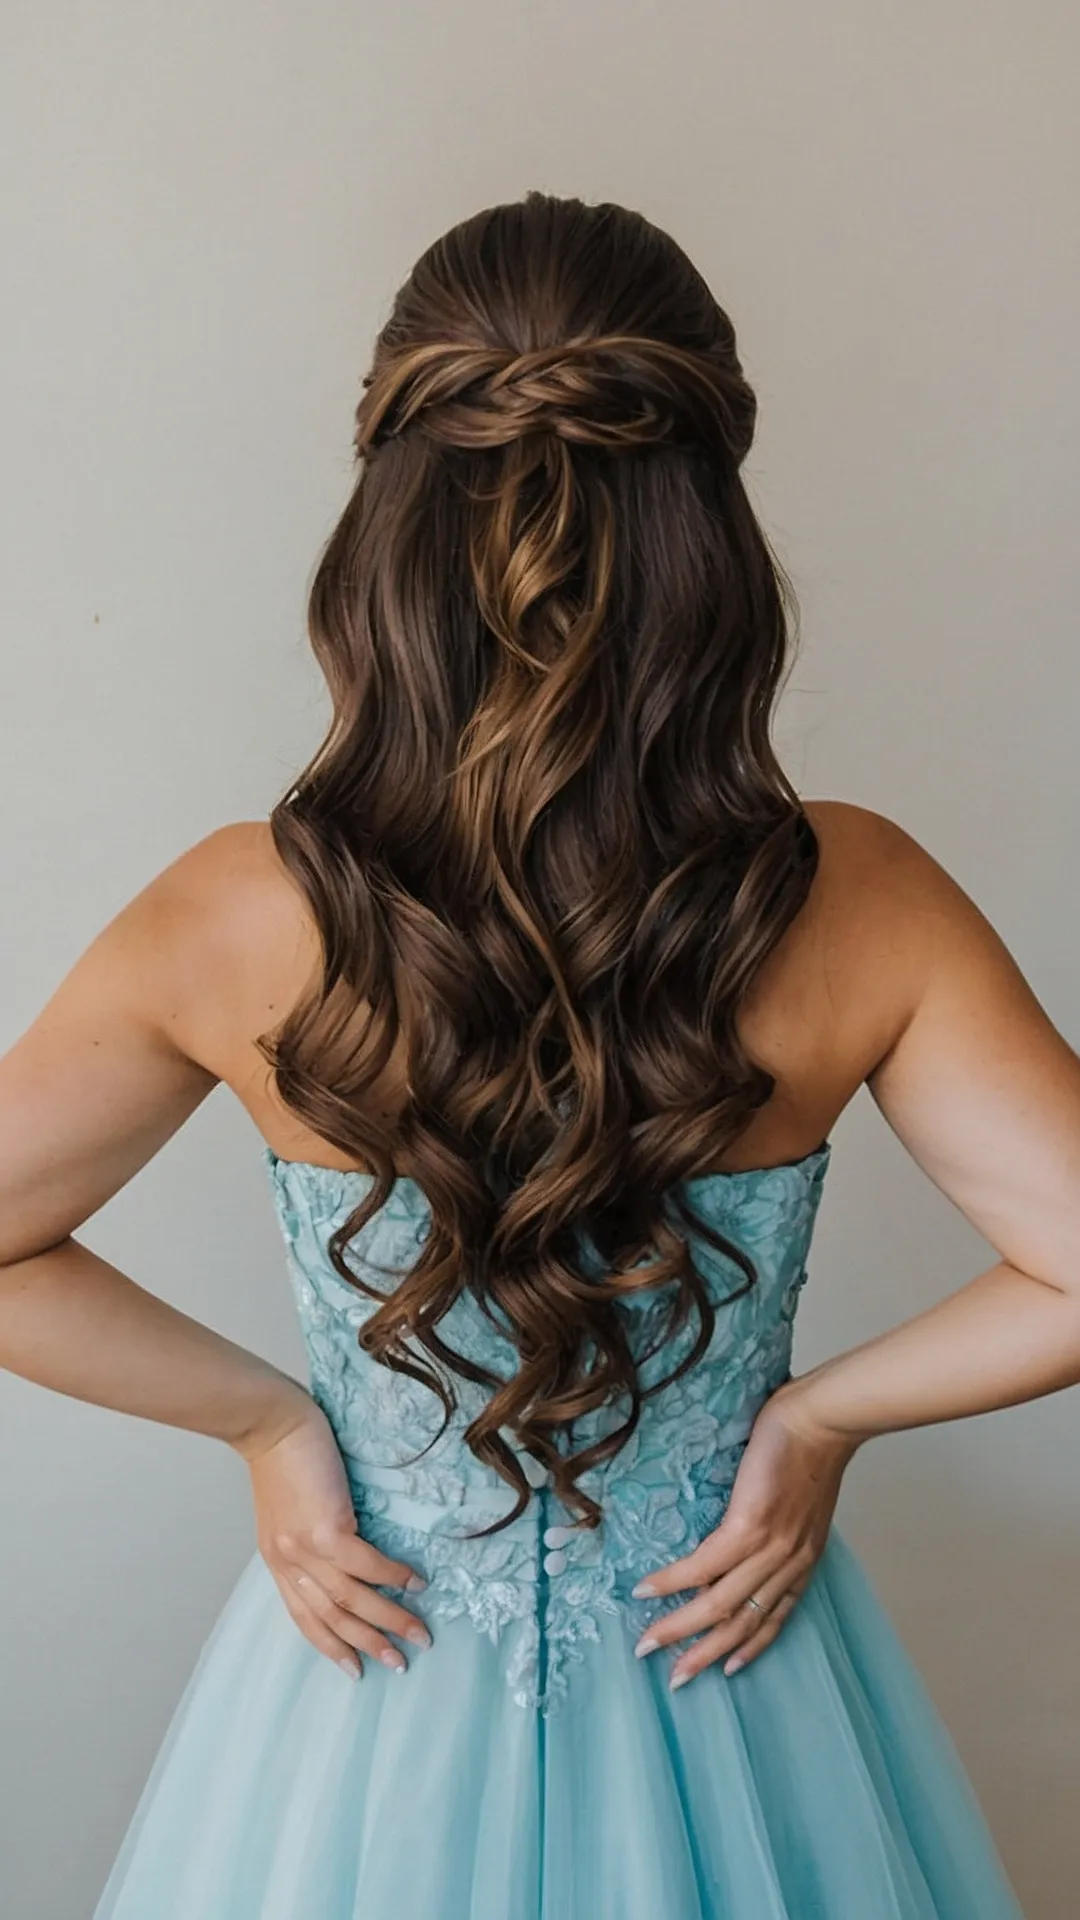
379,1649,407,1673
669,1667,691,1691
338,1658,360,1680
405,1625,431,1649
632,1578,658,1598
634,1634,660,1658
405,1573,428,1592
724,1656,745,1675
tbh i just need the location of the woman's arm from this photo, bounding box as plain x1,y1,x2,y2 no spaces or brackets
0,830,430,1677
0,835,302,1446
787,821,1080,1438
635,814,1080,1685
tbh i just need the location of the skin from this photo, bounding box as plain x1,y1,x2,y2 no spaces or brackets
1,800,1079,1690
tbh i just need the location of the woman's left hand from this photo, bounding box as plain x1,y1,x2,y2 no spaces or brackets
630,1380,859,1688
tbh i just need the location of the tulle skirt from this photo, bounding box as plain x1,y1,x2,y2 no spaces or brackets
93,1526,1023,1919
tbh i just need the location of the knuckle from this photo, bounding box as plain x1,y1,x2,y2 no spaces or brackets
728,1529,765,1564
725,1509,763,1548
760,1532,791,1564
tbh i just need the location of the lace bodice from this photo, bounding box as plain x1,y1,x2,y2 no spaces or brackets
263,1143,831,1714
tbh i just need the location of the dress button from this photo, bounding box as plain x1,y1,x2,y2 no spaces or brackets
543,1524,572,1549
543,1549,567,1577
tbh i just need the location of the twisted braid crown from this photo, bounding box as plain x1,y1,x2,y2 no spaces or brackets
354,332,756,465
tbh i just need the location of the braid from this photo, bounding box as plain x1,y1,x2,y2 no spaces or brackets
354,333,756,466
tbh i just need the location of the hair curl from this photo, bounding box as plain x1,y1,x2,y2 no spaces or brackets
257,191,817,1534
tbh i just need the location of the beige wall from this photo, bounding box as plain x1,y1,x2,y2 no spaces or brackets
2,3,1077,1914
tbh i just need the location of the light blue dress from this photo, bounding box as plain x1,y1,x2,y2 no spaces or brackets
94,1142,1024,1918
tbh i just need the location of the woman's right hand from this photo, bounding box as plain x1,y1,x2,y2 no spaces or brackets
238,1392,432,1679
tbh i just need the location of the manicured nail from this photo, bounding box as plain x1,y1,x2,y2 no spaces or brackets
634,1634,660,1658
724,1656,745,1675
669,1667,692,1691
379,1649,407,1673
632,1578,658,1598
338,1658,360,1680
405,1573,428,1592
405,1624,431,1649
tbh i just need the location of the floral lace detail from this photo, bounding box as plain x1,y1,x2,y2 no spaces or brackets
263,1143,830,1713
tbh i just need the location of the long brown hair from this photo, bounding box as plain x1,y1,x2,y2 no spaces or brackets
258,191,817,1532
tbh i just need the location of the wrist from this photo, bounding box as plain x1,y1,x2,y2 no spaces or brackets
229,1374,318,1464
766,1371,867,1462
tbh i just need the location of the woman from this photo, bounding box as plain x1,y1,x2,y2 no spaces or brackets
1,190,1072,1918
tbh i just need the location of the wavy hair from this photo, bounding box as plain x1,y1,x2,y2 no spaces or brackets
257,191,818,1533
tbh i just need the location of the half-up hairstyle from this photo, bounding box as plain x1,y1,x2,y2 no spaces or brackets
258,191,818,1533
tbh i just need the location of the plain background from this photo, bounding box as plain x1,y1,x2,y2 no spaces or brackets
2,3,1078,1914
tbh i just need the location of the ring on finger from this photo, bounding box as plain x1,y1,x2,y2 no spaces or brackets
744,1593,769,1616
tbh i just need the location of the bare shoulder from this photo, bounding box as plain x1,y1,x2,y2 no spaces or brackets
142,818,298,916
798,797,1040,1069
801,797,995,949
803,797,956,906
96,820,300,986
114,819,320,1073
